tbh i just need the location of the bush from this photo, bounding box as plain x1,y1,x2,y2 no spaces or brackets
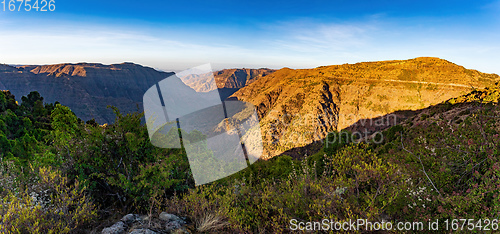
0,167,96,233
324,131,353,155
384,124,404,143
66,107,194,212
377,102,500,221
164,144,407,232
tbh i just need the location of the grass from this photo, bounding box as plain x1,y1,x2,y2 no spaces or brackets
196,212,229,232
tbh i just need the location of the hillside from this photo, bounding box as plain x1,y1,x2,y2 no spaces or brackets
231,57,500,158
0,63,174,123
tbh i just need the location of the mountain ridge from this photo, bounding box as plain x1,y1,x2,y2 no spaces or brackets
230,57,499,158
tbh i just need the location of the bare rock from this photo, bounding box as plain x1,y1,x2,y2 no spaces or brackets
159,212,181,222
165,221,184,232
159,212,186,232
128,228,157,234
121,214,139,224
101,221,127,234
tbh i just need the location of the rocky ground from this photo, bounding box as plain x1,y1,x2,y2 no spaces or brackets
100,213,189,234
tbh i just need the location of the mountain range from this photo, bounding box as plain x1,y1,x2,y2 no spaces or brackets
1,57,498,158
0,63,274,123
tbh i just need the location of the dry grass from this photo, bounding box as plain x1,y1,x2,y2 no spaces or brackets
196,212,228,233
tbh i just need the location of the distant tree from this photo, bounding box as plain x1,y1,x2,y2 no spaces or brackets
21,91,43,107
0,92,7,112
85,118,98,127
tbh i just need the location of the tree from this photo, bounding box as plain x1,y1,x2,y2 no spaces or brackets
50,104,79,161
21,91,44,109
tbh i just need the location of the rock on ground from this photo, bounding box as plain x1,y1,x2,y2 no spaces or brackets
101,213,187,234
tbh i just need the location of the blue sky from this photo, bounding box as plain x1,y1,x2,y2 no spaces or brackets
0,0,499,73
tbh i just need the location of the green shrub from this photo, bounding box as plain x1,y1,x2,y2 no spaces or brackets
324,131,352,155
164,144,407,232
68,108,193,212
0,167,96,233
377,102,500,221
385,124,404,143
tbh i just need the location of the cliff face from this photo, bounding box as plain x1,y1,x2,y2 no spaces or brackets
231,57,500,158
0,63,174,123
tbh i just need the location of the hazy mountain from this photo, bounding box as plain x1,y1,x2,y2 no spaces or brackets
0,62,175,123
230,57,500,158
180,68,275,100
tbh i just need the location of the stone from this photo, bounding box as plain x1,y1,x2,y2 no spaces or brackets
128,228,157,234
121,214,139,224
159,212,186,232
165,221,183,232
101,221,127,234
159,212,182,222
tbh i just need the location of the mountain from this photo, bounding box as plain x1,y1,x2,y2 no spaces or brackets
180,68,275,99
0,63,273,124
213,68,275,89
0,63,175,123
448,81,500,104
230,57,500,158
2,58,498,159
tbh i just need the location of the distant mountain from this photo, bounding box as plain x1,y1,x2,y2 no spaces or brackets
0,63,273,124
180,68,275,99
0,63,175,123
213,68,275,89
230,57,500,158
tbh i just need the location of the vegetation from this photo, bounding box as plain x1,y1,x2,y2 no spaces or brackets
1,85,499,232
0,91,193,232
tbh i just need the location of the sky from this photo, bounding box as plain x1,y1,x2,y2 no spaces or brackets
0,0,499,73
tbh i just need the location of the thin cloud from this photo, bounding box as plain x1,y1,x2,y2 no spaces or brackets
260,20,376,54
0,15,499,74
